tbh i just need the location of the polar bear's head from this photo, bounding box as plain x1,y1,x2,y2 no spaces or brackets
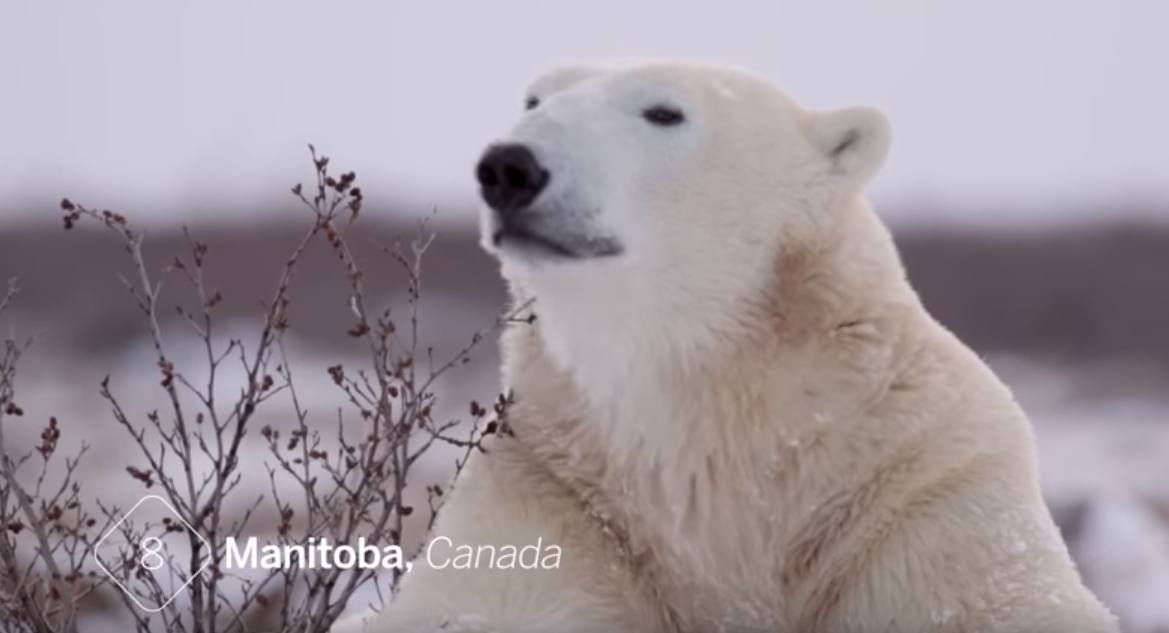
475,59,893,394
476,59,890,273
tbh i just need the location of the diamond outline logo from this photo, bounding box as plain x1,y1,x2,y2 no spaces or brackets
93,494,213,613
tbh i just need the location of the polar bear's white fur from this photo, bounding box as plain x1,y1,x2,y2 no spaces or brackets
332,59,1117,632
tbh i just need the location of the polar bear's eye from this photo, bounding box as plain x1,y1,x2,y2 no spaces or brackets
642,105,685,127
524,96,540,111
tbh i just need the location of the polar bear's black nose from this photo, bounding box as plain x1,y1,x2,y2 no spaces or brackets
476,143,549,214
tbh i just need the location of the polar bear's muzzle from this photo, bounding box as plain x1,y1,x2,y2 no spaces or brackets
476,142,622,262
477,143,550,214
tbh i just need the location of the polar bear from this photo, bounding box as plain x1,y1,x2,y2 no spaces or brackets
332,59,1118,632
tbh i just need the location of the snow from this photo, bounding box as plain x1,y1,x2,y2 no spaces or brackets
1075,494,1169,632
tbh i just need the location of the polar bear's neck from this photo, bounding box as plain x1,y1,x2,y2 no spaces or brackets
519,199,913,457
517,251,786,469
530,262,765,396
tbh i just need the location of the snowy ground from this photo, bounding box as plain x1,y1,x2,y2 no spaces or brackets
3,334,1168,631
991,354,1169,631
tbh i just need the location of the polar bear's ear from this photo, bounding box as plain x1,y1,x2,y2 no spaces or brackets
810,106,891,190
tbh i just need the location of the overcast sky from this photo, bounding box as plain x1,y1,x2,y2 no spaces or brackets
2,0,1167,229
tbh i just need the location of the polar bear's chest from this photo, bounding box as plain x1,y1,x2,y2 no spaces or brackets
543,369,802,626
646,527,792,631
581,456,793,630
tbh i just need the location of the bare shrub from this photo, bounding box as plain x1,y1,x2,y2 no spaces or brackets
0,147,517,633
0,279,118,633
